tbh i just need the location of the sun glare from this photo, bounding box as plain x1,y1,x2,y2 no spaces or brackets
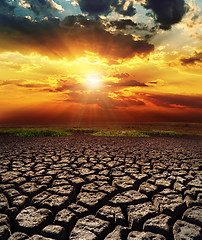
89,77,99,84
86,75,102,90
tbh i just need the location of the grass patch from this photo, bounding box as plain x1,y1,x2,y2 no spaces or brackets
92,129,182,137
0,128,183,137
0,128,71,137
64,128,97,133
138,130,182,136
91,129,149,137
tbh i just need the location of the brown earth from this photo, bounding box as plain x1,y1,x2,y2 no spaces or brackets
0,133,201,239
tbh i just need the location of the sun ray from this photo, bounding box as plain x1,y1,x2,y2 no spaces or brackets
86,74,103,90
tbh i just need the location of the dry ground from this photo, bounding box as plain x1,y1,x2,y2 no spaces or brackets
0,133,201,239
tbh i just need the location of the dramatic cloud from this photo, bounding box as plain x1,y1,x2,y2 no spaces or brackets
0,0,15,13
42,77,148,93
113,1,136,17
0,14,154,59
77,0,111,15
144,0,188,29
110,19,137,30
0,0,201,125
115,79,148,87
110,19,157,40
77,0,136,16
65,91,145,109
23,0,63,17
146,93,202,109
181,52,202,65
0,0,63,18
108,79,148,88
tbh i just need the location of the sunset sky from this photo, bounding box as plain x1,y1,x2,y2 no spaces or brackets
0,0,202,124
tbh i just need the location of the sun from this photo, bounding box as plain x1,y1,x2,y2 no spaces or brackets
86,75,102,90
88,76,100,84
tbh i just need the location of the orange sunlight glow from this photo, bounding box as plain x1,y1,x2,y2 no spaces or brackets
86,74,103,90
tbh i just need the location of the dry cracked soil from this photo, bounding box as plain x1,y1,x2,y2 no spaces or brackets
0,133,201,240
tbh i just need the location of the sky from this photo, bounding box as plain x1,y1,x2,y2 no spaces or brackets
0,0,202,124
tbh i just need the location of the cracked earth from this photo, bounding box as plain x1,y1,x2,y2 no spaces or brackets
0,133,201,239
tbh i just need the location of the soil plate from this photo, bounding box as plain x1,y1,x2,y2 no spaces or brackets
0,133,201,239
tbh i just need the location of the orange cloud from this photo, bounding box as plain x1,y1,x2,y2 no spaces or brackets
145,93,202,109
181,51,202,65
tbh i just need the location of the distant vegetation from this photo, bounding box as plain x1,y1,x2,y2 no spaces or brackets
91,129,149,137
91,129,181,137
0,128,71,137
64,128,96,133
138,130,181,136
0,128,184,137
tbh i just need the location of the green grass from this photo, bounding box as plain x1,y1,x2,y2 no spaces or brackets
138,130,181,136
0,128,71,137
64,128,97,133
91,129,149,137
91,129,182,137
0,128,183,137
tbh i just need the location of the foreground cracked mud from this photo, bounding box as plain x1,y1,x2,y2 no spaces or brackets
0,133,201,240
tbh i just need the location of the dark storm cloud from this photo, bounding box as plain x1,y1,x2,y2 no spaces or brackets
77,0,136,17
143,0,188,29
146,93,202,109
181,52,202,65
113,1,136,17
0,13,59,35
0,0,61,18
110,19,137,30
0,14,154,59
75,0,189,32
110,19,157,40
77,0,111,15
60,15,103,29
0,0,15,13
23,0,59,16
